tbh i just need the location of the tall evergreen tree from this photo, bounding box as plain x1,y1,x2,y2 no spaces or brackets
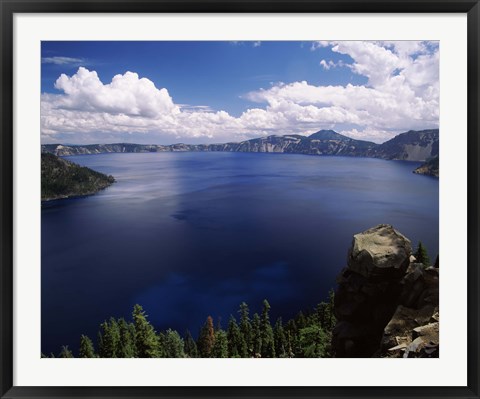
251,313,262,357
298,325,328,358
132,304,160,358
285,318,300,356
238,302,252,356
164,329,185,358
260,299,275,358
198,316,215,357
415,241,431,266
315,302,328,330
157,332,166,357
314,290,336,333
212,329,229,358
285,330,295,358
117,318,136,358
79,334,95,358
273,318,288,358
184,330,198,358
59,345,74,358
98,318,120,358
295,311,307,329
227,315,246,358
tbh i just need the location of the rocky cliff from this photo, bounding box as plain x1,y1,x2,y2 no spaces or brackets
372,129,439,161
332,224,439,358
413,156,439,177
41,129,438,164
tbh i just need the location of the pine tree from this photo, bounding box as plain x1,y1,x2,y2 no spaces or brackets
285,330,295,358
296,311,307,329
59,345,74,358
117,318,136,358
260,299,275,358
98,318,120,358
79,334,95,358
298,325,328,357
164,329,185,358
132,304,160,358
227,315,246,358
314,290,336,333
212,329,229,358
157,332,166,357
184,330,198,358
273,318,287,358
285,318,299,356
238,302,252,357
198,316,215,357
315,302,328,330
327,289,336,331
251,313,262,357
415,241,431,266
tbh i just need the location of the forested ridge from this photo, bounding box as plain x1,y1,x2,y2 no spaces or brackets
44,293,336,359
41,153,115,201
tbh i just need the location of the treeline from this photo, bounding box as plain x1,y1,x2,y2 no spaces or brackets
44,292,336,358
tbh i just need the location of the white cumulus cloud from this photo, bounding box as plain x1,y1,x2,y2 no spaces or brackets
41,41,439,145
53,67,179,118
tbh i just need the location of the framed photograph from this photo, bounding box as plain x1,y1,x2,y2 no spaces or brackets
1,1,479,398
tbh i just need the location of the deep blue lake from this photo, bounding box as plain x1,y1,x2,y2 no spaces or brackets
41,152,439,355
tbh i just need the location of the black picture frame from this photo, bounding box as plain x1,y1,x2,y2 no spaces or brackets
1,1,479,398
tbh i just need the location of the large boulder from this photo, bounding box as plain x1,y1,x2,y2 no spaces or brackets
348,224,412,280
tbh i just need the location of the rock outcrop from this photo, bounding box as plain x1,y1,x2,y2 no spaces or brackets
379,262,439,358
372,129,439,161
413,156,439,178
332,224,439,358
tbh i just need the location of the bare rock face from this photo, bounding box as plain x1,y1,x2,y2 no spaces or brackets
332,224,439,358
379,265,439,358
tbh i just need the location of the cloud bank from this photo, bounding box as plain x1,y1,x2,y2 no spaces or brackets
41,41,439,144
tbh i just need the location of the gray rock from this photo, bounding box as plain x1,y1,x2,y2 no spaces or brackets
413,322,439,342
347,224,412,279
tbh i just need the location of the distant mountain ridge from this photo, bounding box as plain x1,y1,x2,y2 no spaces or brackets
42,128,439,163
308,129,351,141
371,129,439,161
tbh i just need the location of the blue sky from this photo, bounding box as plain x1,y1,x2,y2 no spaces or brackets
41,41,439,145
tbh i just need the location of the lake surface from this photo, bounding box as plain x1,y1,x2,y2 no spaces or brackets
41,152,439,355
